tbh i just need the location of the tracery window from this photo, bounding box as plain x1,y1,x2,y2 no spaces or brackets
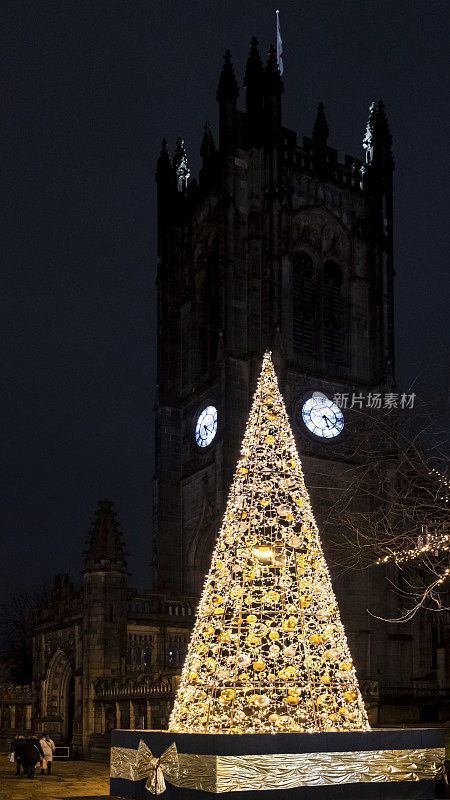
293,253,316,355
323,261,345,363
292,254,346,364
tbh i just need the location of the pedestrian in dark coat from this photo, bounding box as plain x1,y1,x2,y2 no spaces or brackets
23,736,44,779
9,734,26,775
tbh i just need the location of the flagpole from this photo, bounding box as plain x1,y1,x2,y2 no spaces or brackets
276,9,284,75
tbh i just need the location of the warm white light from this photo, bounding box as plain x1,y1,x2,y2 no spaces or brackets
170,352,369,734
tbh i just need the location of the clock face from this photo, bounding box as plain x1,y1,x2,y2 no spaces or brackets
195,406,218,448
301,394,344,439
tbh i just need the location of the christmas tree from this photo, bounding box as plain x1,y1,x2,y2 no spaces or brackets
169,353,369,734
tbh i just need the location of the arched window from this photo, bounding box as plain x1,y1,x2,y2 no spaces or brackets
323,261,344,362
293,253,316,355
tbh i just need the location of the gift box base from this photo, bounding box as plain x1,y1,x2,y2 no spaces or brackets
110,728,446,799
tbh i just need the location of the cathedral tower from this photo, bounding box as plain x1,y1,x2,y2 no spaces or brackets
153,40,395,679
82,500,127,752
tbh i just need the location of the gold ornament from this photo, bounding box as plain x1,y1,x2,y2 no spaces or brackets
220,689,236,704
252,661,267,673
169,353,370,735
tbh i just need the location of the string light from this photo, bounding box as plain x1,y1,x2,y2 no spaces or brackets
375,468,449,566
169,352,369,734
376,534,450,566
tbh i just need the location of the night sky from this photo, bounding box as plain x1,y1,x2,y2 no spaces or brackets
2,0,449,601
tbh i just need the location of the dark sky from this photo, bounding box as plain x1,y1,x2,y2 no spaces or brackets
2,0,449,601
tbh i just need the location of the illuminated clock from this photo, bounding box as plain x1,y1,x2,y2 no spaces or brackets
301,393,344,439
195,406,218,448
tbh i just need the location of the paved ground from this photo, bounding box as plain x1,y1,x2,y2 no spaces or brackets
0,760,122,799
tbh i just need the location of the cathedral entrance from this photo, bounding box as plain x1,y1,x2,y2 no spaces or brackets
45,649,74,743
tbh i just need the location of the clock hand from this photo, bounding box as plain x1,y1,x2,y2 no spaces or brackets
322,415,331,428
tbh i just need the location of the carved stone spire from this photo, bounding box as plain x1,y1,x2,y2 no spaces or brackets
155,138,174,185
374,100,394,169
216,49,239,103
312,102,330,147
362,102,376,164
200,122,216,161
264,44,284,139
217,50,239,152
363,101,394,170
172,137,190,191
83,499,127,573
244,37,264,94
244,37,264,144
264,44,284,95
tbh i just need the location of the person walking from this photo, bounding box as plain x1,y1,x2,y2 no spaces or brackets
9,734,26,775
23,735,44,779
39,733,55,774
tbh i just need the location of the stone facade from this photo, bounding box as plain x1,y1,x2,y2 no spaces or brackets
25,502,196,759
152,42,446,692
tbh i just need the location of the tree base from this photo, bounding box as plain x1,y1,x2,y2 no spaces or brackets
110,728,445,799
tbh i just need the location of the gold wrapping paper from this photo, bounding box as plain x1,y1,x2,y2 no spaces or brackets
110,742,445,794
111,740,179,795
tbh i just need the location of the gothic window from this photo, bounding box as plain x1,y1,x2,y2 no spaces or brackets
293,253,316,355
322,261,345,363
144,648,152,669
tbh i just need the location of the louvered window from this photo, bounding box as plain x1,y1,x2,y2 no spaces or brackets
323,261,344,362
293,253,315,355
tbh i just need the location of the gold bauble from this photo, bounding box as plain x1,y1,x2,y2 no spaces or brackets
187,671,199,682
343,690,358,702
300,596,311,609
246,634,261,647
268,630,280,641
266,435,275,445
320,673,331,685
279,666,297,679
282,616,298,632
220,689,236,704
253,660,266,672
340,660,352,672
246,614,258,624
286,695,300,706
309,633,322,645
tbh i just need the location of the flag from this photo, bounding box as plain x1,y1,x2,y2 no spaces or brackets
276,10,284,75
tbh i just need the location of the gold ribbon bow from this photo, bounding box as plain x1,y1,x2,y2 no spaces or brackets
132,739,179,795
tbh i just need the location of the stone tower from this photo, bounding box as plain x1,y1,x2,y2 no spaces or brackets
153,40,396,680
82,500,127,753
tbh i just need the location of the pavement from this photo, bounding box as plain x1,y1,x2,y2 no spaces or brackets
0,760,123,799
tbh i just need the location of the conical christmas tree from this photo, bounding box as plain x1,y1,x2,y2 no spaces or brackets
170,353,369,734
